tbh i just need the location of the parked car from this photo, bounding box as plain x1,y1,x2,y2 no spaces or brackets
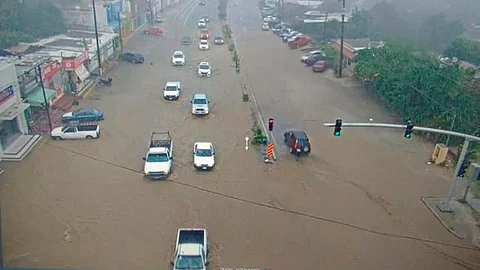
285,32,302,43
143,132,173,179
283,130,311,156
305,54,326,66
288,35,311,49
163,81,181,100
198,19,206,28
312,60,328,72
262,22,269,31
172,51,185,66
198,62,211,77
214,36,224,45
51,121,100,140
191,93,210,115
199,29,210,39
193,142,215,170
62,107,104,122
119,52,144,63
181,35,192,45
301,50,326,62
199,40,209,50
144,27,163,35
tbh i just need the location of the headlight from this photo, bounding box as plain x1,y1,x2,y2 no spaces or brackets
304,147,309,151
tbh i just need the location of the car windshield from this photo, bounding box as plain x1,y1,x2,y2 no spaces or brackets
146,153,169,162
215,36,222,40
196,148,212,156
297,138,309,146
73,109,92,116
193,98,207,104
176,255,203,269
165,86,177,91
201,41,207,44
182,36,190,40
200,64,209,69
174,54,183,58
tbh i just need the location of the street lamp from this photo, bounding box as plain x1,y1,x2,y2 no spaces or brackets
91,0,102,76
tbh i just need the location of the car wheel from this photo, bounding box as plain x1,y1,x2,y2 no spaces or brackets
54,136,62,141
86,135,94,139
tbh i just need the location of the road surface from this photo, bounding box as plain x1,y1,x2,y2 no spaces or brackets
0,0,479,269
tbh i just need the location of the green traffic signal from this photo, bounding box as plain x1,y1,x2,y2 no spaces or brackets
334,131,341,136
404,121,413,139
334,119,342,137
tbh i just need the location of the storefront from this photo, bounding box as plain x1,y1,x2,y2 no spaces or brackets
61,51,90,94
0,84,30,149
41,61,64,104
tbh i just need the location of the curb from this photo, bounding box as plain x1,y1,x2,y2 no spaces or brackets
420,197,465,239
78,80,97,99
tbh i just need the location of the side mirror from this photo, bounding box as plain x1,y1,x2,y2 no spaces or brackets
170,261,174,266
170,156,173,160
142,157,146,160
205,261,210,266
208,101,210,103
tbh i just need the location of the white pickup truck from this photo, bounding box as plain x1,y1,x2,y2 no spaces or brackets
143,131,173,179
163,81,181,100
170,228,209,270
51,121,100,140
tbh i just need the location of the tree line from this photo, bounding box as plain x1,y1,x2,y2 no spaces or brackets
0,0,66,49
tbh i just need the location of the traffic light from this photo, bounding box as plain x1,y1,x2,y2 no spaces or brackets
404,121,414,139
457,162,469,178
334,119,342,136
268,118,274,131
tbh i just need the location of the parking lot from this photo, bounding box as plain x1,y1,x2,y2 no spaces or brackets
0,0,479,269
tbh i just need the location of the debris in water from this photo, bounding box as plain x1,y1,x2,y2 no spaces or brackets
63,230,72,242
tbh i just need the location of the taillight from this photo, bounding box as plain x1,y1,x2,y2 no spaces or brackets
308,142,311,149
294,139,298,148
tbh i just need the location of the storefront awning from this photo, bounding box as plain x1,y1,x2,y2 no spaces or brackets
0,103,30,121
75,64,90,82
26,87,57,106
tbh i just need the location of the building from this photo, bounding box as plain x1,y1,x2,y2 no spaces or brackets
0,61,41,161
331,38,385,72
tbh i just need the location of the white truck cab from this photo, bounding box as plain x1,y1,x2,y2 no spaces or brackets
51,121,100,140
171,228,209,270
143,132,173,179
193,142,215,170
163,81,181,100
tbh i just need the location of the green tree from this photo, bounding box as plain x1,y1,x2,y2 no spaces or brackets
367,2,412,45
346,9,371,39
444,38,480,66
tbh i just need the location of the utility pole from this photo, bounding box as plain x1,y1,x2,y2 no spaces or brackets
338,0,346,78
92,0,102,76
118,11,123,52
149,0,154,25
322,12,328,44
37,65,53,132
323,121,480,212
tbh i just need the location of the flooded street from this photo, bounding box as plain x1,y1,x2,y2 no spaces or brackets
1,0,479,269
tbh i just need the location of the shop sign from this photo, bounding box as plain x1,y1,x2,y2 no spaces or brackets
61,51,88,70
42,61,61,81
0,85,15,106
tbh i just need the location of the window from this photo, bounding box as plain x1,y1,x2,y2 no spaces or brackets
146,153,169,162
64,128,74,133
196,148,212,157
193,98,207,104
175,255,203,269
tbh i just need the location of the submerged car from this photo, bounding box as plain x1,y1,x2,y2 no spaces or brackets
312,60,328,72
172,51,185,66
305,54,325,66
119,52,144,63
199,40,209,50
301,50,326,62
284,130,311,156
198,62,211,77
62,107,104,122
193,142,215,170
180,35,192,45
191,93,210,115
214,36,224,45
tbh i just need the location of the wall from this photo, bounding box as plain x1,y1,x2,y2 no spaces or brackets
0,63,28,134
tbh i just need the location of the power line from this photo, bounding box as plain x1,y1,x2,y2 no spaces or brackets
43,141,480,253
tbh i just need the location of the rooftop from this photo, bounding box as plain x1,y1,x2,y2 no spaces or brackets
45,39,86,49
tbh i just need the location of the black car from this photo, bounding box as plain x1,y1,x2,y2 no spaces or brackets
305,54,326,66
284,130,311,156
181,35,192,45
120,52,144,63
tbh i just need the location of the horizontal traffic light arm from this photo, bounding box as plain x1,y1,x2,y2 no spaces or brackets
323,122,480,142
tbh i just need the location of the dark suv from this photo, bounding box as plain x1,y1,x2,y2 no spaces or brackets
284,130,311,156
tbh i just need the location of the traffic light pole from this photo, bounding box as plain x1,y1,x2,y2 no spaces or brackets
323,122,480,212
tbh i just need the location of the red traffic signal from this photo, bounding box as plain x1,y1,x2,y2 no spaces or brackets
268,118,274,131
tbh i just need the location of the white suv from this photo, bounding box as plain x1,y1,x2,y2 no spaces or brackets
199,40,209,50
191,93,209,115
198,19,206,28
172,51,185,66
193,142,215,170
163,81,181,100
198,62,211,77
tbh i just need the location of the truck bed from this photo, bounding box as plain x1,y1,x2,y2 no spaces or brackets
150,132,172,148
178,229,205,245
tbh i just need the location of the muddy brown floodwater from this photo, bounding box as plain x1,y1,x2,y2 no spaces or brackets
1,0,480,269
